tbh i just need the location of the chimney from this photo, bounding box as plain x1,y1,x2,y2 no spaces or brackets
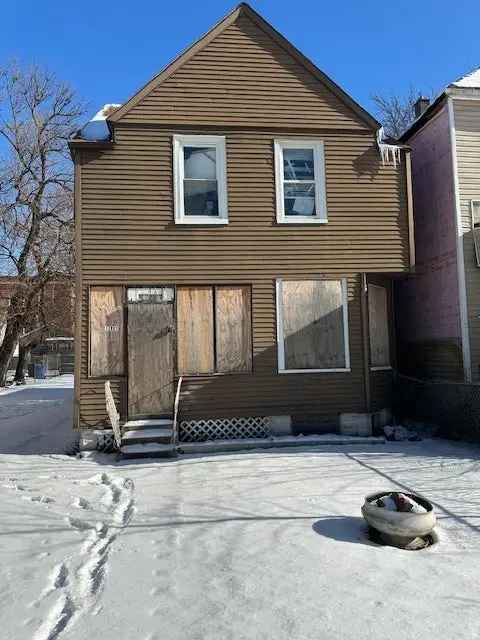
414,96,430,118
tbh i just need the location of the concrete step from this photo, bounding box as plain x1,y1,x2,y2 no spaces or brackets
121,428,173,445
120,442,176,458
122,418,173,432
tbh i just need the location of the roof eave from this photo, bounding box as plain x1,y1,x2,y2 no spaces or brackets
68,139,115,159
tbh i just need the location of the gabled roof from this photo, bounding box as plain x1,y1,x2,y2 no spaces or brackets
400,66,480,142
108,2,379,131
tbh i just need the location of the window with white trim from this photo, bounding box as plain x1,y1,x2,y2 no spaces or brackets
276,279,350,373
368,284,391,369
173,135,228,224
274,140,327,223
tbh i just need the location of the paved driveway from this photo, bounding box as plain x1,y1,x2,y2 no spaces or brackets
0,375,75,454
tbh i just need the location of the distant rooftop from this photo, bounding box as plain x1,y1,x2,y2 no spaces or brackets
401,66,480,141
451,67,480,88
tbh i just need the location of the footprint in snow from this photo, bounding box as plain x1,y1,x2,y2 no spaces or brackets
67,516,93,531
2,482,27,491
23,495,55,504
72,497,90,510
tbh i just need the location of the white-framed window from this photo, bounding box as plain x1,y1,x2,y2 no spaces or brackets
368,284,391,370
173,134,228,224
274,139,327,224
471,200,480,267
276,278,350,373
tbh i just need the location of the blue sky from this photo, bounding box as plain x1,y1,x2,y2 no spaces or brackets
3,0,479,122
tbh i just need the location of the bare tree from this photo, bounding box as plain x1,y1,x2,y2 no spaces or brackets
0,63,84,385
371,86,424,139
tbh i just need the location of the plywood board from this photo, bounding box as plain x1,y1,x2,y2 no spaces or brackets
89,287,124,377
368,285,390,367
177,287,214,374
128,301,174,416
216,286,252,372
282,280,345,369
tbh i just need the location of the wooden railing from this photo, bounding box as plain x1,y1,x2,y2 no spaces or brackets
105,380,122,449
172,376,183,447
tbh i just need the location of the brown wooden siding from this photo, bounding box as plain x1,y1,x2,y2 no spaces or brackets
76,125,408,428
122,15,369,131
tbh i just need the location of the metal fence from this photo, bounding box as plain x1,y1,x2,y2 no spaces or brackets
394,374,480,442
29,353,74,378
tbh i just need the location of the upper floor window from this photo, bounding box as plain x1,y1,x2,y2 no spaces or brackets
173,134,228,224
274,140,327,224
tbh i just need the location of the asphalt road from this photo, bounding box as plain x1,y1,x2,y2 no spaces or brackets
0,376,75,454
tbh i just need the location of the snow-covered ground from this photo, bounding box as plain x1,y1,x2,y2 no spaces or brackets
1,384,480,639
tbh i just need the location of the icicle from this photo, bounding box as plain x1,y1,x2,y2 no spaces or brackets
376,127,401,168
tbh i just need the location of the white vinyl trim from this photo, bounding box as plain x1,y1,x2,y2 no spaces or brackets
448,97,472,382
274,139,328,224
173,134,228,224
276,277,350,373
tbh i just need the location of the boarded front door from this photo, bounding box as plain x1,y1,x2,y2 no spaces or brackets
127,287,174,417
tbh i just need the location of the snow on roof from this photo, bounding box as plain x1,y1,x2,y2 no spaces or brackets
77,104,121,141
451,67,480,88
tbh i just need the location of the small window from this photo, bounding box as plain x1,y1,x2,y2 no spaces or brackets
173,135,228,224
471,201,480,267
368,284,391,369
176,286,252,374
276,279,350,372
89,287,125,377
274,140,327,224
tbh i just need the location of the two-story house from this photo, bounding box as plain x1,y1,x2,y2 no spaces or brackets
70,3,413,453
396,69,480,383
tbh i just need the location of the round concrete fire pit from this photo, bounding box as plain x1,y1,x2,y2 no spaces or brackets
362,491,436,549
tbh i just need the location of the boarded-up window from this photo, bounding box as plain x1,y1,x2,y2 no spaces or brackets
368,284,390,368
215,286,252,372
177,287,215,374
89,287,124,377
177,285,252,375
277,279,349,371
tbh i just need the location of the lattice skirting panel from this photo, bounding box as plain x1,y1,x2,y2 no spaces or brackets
97,430,118,452
179,417,271,442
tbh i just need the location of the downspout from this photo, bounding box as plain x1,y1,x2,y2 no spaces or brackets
447,97,472,382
